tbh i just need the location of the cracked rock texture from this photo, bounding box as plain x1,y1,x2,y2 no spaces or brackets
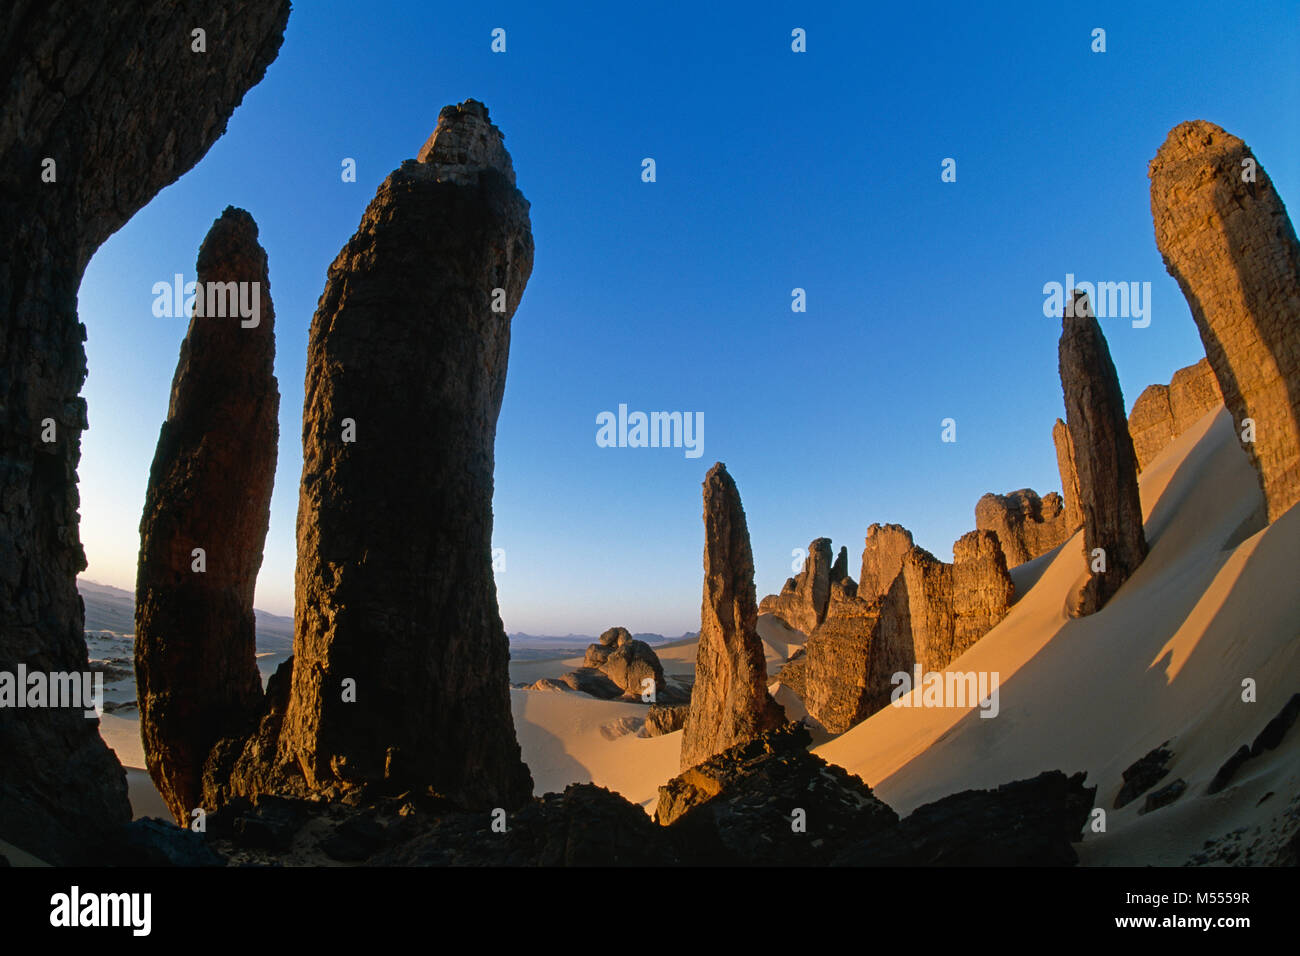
225,101,534,810
135,207,279,824
975,488,1072,567
1053,419,1083,532
1058,291,1148,615
857,523,914,602
680,463,785,769
758,537,833,635
1128,358,1223,472
0,0,289,864
1150,121,1300,523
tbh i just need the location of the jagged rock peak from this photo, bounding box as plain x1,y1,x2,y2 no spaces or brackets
416,98,516,185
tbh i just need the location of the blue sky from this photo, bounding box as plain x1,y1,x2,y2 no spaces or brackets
76,1,1299,634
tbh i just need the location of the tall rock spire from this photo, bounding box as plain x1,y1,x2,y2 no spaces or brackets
135,207,279,824
1058,291,1148,615
681,463,785,770
1149,120,1300,523
272,100,534,808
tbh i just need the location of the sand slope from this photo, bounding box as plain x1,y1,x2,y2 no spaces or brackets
815,407,1300,864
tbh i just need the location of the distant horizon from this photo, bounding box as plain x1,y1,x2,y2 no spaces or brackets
76,577,696,643
73,1,1300,634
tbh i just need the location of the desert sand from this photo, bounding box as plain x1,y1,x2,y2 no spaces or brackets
92,411,1298,862
815,407,1300,865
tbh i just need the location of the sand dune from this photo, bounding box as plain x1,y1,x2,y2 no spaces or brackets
93,407,1298,862
815,407,1300,864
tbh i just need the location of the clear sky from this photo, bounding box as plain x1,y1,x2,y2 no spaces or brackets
76,1,1299,634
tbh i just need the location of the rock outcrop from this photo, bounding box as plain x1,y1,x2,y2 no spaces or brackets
135,208,279,824
0,0,289,864
800,528,1013,734
1052,419,1083,531
857,523,914,602
656,723,899,865
803,596,881,733
221,101,534,810
656,723,1093,866
1150,120,1300,523
951,529,1015,655
975,488,1072,568
831,770,1095,866
680,464,785,770
582,628,667,699
758,537,833,634
1058,291,1149,615
830,546,849,582
645,703,690,737
1128,359,1224,471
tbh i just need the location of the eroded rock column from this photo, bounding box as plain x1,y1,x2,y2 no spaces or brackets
273,101,534,809
680,463,785,769
0,0,289,863
135,207,278,824
1150,120,1300,522
1059,291,1148,615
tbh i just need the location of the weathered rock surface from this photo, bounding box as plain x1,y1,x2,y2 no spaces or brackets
1059,291,1149,615
372,783,678,866
832,770,1095,866
857,523,914,602
799,527,1012,734
680,464,785,770
135,207,279,824
900,547,956,670
1128,359,1224,471
645,703,690,737
656,723,899,865
803,596,881,733
1207,692,1300,794
772,647,808,699
975,488,1072,568
555,668,623,700
758,537,833,634
0,0,289,864
582,630,666,699
951,529,1015,655
830,546,849,582
597,626,632,648
1114,741,1173,808
225,101,534,809
1150,120,1300,523
1053,419,1083,531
